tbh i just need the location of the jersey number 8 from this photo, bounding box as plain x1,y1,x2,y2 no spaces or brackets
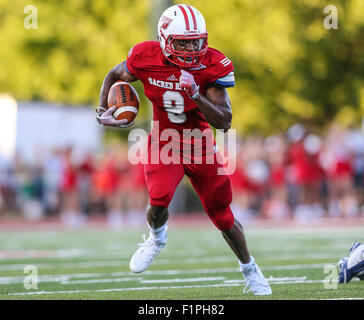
162,90,186,124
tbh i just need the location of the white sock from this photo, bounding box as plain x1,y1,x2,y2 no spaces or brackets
148,222,168,243
239,256,255,271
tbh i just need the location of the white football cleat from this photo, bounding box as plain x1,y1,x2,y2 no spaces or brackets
241,262,272,296
130,235,166,273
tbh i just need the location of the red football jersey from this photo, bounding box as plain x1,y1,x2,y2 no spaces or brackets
125,41,234,155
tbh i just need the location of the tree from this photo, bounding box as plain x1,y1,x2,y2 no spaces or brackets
1,0,363,135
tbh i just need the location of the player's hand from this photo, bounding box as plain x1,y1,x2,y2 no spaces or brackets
179,70,200,99
96,106,134,128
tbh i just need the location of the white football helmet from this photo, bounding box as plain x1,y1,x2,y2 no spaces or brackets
157,4,208,68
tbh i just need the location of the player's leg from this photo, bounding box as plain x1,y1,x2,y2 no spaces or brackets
186,158,272,295
185,159,250,260
144,204,169,244
130,161,185,273
187,166,252,263
220,218,271,295
144,158,186,239
221,218,251,264
147,203,169,228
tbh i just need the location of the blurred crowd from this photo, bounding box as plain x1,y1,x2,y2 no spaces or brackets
230,123,364,223
0,144,147,227
1,123,364,225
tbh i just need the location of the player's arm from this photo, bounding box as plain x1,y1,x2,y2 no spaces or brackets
179,70,232,131
196,85,232,132
96,61,138,128
99,61,138,109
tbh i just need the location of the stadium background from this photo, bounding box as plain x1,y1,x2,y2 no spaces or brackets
0,0,364,226
1,0,364,302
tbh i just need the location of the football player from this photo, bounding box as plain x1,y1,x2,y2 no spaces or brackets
338,242,364,284
96,4,271,295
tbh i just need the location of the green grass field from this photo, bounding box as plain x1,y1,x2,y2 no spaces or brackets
0,222,363,300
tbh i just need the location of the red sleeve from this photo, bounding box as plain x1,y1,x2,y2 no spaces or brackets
125,42,145,78
125,41,162,80
206,48,235,87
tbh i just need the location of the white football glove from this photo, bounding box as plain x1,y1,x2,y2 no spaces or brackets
95,106,134,128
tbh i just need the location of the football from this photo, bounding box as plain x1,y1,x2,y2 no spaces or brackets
108,81,139,123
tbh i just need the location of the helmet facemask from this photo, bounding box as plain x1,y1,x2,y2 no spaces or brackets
161,33,208,68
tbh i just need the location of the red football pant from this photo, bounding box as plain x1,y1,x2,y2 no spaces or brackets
144,150,235,231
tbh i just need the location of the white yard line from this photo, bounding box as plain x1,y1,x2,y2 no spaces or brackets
0,263,329,285
0,243,349,256
140,277,226,284
263,263,327,271
61,277,143,284
0,260,124,271
0,252,340,271
7,284,239,296
8,277,358,296
0,243,350,259
61,276,225,285
224,276,307,283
